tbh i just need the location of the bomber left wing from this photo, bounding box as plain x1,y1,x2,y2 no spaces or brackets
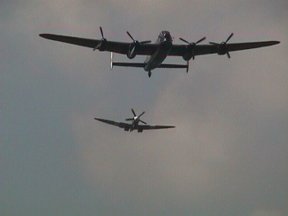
39,34,157,55
169,41,280,57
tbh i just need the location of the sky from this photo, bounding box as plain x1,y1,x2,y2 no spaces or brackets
0,0,287,216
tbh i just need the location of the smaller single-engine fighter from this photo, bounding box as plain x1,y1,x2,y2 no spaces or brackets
94,109,175,133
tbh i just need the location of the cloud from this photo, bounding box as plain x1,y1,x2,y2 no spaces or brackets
251,209,283,216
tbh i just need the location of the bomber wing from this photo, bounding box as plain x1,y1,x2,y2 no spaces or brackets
169,41,280,57
39,34,158,55
94,117,130,129
39,33,279,60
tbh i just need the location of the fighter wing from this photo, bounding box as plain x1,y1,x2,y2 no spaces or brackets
169,41,280,56
39,34,158,55
138,124,175,130
94,117,130,129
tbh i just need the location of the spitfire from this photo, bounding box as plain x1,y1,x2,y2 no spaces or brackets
94,109,175,133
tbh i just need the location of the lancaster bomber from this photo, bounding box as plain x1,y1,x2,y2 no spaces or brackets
94,109,175,133
40,27,279,77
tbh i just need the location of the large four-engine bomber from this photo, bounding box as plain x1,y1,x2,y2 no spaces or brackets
40,28,279,77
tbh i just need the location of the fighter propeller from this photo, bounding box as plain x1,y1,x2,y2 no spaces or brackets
125,108,147,124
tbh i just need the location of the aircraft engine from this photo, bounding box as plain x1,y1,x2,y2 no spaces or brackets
209,33,234,58
179,36,206,61
126,31,151,59
93,27,107,51
137,128,143,133
127,42,138,59
216,43,229,55
182,48,194,61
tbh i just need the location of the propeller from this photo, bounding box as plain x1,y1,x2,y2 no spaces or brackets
99,26,104,39
209,33,234,58
140,120,147,125
179,36,206,60
138,111,147,124
126,31,151,59
131,108,136,117
94,26,107,51
138,111,145,118
126,31,151,45
179,36,206,45
125,109,147,124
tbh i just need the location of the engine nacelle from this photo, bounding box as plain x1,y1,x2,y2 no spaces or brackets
137,128,143,133
217,43,228,55
127,42,138,59
182,52,193,61
95,39,107,51
182,44,195,61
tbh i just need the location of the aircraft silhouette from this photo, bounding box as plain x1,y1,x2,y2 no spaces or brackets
94,109,175,132
40,28,279,77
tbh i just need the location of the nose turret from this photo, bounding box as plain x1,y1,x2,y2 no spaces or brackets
159,31,172,42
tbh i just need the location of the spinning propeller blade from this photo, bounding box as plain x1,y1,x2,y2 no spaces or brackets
94,26,107,51
140,120,147,125
226,33,234,43
209,33,234,45
196,36,206,44
126,31,135,41
138,111,145,118
131,108,136,117
179,37,206,45
179,37,190,44
99,26,104,39
126,31,151,44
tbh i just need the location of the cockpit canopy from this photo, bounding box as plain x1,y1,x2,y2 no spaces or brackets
159,31,172,42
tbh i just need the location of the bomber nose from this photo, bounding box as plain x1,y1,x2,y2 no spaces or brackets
165,33,172,42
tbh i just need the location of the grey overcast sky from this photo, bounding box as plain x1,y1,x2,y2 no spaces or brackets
0,0,287,216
